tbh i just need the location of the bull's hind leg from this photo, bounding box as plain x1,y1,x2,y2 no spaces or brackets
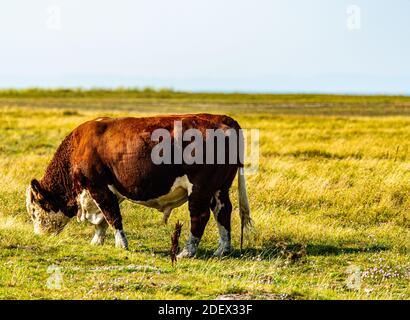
88,186,128,250
178,194,211,258
211,190,232,257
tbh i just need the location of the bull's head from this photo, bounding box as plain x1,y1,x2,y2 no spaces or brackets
26,179,70,235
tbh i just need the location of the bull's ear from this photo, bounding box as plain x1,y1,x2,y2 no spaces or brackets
30,179,44,201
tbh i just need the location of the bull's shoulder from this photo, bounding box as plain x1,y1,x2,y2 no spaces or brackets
73,117,114,136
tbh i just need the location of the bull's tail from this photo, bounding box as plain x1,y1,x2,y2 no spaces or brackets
221,115,252,250
238,167,252,252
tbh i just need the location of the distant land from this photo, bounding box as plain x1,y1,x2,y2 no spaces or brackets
0,74,409,95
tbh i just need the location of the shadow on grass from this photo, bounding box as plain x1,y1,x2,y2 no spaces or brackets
141,241,389,262
194,242,389,261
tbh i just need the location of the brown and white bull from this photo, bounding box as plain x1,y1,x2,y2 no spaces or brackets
26,114,251,257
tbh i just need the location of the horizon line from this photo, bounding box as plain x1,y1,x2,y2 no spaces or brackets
0,87,409,97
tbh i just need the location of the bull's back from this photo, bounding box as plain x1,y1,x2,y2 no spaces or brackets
70,114,239,201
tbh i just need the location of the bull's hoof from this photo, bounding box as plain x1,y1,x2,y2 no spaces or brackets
213,246,232,257
177,248,196,259
90,234,105,246
114,230,129,250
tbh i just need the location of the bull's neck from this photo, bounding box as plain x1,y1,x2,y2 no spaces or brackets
40,133,77,215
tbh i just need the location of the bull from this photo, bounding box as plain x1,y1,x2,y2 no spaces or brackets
26,114,251,257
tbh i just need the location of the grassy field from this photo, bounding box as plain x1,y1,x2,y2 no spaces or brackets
0,89,409,300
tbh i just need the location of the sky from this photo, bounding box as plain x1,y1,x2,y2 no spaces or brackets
0,0,409,94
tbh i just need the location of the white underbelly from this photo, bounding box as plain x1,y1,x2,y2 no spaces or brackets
76,175,193,224
134,186,189,212
109,175,192,212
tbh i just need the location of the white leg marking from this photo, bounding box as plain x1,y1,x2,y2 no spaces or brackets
77,189,105,225
114,229,128,249
90,219,108,245
177,233,200,258
212,190,231,257
213,222,232,257
212,190,225,215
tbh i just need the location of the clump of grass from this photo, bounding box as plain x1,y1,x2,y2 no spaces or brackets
62,110,80,116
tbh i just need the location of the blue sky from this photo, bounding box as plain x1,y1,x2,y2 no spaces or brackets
1,0,409,94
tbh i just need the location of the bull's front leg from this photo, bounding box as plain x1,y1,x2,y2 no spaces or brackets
90,218,109,245
77,190,109,246
88,186,128,250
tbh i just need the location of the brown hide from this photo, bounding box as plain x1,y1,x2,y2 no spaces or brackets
35,114,243,238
